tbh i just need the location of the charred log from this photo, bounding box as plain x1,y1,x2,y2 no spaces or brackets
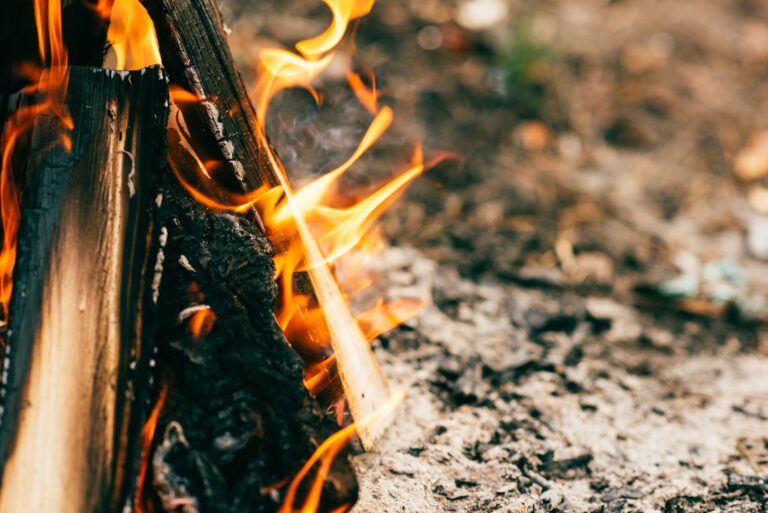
140,0,392,448
0,60,357,512
140,0,275,193
145,157,357,512
0,65,168,512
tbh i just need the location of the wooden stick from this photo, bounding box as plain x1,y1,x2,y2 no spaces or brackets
141,0,391,448
0,65,169,513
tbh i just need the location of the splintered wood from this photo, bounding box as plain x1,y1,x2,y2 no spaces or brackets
142,0,391,448
0,67,168,513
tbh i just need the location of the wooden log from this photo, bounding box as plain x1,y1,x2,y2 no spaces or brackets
0,65,169,513
0,0,114,271
0,63,357,512
141,0,392,449
143,149,357,512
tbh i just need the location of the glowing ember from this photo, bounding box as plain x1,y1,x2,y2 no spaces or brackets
188,306,216,341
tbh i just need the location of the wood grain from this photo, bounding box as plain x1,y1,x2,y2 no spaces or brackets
0,65,168,513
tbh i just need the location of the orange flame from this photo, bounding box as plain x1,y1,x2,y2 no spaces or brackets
169,0,426,404
1,0,72,341
346,71,378,115
136,386,167,513
106,0,162,70
165,0,423,509
277,389,405,513
169,85,203,105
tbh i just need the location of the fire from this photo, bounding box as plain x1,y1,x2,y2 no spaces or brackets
167,0,421,505
170,0,425,396
106,0,162,70
136,387,167,513
277,389,405,513
0,0,72,342
6,0,417,511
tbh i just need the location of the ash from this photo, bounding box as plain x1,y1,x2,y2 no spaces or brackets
350,247,768,513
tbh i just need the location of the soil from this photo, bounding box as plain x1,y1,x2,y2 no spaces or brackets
218,0,768,511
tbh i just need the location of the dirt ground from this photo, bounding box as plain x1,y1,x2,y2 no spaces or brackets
221,0,768,511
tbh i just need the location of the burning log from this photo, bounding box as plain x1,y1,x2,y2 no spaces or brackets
146,161,357,512
140,0,392,448
0,65,169,513
0,0,408,509
0,61,358,512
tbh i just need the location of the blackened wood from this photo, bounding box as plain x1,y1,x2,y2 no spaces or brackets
145,159,357,512
0,65,168,513
139,0,393,448
140,0,275,194
0,0,115,281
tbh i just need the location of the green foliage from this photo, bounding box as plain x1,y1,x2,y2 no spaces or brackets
499,19,552,119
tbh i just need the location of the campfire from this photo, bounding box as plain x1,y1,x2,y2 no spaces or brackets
0,0,425,511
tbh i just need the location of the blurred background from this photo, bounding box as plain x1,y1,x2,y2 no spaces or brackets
224,0,768,338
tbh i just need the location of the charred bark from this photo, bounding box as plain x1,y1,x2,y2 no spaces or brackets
140,0,275,194
145,150,357,513
140,0,393,448
0,65,169,513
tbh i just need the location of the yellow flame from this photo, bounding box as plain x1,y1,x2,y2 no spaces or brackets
254,50,333,120
169,0,425,402
107,0,162,70
295,0,375,59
